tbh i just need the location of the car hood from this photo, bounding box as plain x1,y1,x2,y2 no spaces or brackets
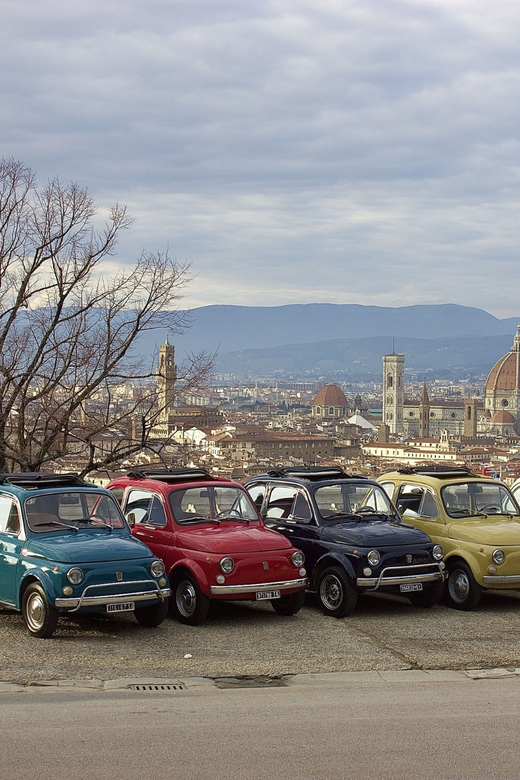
24,531,153,564
321,520,430,547
176,523,292,554
447,517,520,546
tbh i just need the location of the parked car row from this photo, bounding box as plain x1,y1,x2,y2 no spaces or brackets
1,464,520,637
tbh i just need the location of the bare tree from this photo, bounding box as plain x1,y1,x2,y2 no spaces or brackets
0,158,213,475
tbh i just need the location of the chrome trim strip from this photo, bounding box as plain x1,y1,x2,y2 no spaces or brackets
483,574,520,585
54,581,170,612
357,563,445,590
210,577,308,596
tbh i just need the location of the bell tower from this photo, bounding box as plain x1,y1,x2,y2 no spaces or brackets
382,352,404,434
156,337,176,419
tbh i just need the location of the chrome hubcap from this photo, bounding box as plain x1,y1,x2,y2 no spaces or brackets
26,593,45,630
176,581,197,617
450,570,470,602
320,574,343,610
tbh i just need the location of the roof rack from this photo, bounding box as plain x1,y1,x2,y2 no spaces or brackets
396,466,476,479
0,472,88,488
126,467,218,483
266,466,366,481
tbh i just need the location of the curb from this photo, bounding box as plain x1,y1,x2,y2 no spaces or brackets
2,667,520,692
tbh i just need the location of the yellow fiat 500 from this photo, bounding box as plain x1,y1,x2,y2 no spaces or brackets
379,466,520,610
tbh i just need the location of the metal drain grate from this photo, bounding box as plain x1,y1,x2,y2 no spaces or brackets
129,683,186,692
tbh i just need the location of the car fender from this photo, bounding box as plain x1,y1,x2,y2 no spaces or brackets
17,565,59,610
168,558,211,596
311,552,357,590
444,550,484,586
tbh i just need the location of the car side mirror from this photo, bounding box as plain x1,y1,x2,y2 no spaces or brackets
126,512,136,527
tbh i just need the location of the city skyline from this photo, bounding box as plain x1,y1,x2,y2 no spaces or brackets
2,1,520,316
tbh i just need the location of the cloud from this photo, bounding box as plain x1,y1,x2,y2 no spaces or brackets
1,0,520,316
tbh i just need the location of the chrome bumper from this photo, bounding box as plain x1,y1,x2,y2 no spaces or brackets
357,563,445,590
55,580,170,612
483,574,520,585
210,577,308,596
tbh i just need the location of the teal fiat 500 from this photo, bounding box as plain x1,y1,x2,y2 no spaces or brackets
0,472,170,637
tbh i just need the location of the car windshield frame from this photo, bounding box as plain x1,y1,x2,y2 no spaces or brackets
440,480,520,519
169,484,260,524
24,490,128,533
313,481,399,523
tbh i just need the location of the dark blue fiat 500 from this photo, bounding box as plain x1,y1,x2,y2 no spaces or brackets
245,467,445,617
0,472,170,637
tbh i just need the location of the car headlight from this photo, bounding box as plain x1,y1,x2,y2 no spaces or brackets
432,545,443,561
367,550,380,567
219,557,235,574
291,550,305,567
66,567,84,585
150,560,165,578
492,548,505,565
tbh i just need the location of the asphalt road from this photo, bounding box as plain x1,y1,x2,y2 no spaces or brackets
2,677,520,780
3,587,520,683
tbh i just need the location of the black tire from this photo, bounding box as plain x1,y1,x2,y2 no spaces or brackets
407,580,444,608
171,573,210,625
271,589,306,616
317,566,358,618
446,560,482,610
22,583,59,638
134,598,169,627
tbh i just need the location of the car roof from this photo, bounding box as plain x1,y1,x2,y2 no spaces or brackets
379,466,502,486
110,467,236,491
248,466,376,486
0,472,107,499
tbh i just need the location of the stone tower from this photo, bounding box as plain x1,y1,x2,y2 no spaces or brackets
464,398,478,439
419,381,430,439
156,337,176,419
382,352,405,434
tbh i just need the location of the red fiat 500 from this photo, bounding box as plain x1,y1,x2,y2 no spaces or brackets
107,468,308,625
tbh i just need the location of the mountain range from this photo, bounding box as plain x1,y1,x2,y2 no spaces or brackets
146,303,519,381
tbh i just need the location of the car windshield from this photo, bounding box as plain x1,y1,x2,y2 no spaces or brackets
25,491,127,533
314,482,397,521
441,481,520,518
170,485,259,524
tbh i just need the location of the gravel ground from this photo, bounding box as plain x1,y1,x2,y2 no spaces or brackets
3,589,520,683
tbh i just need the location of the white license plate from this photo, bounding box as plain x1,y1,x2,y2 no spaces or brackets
400,583,423,593
256,590,280,601
107,602,135,613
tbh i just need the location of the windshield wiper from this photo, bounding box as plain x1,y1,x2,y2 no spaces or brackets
33,520,78,532
76,517,113,532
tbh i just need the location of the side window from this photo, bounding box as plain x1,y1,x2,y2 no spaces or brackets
0,496,20,534
265,486,298,519
420,491,439,519
291,492,312,523
396,485,424,516
379,482,395,500
247,484,265,511
125,490,166,527
109,487,124,506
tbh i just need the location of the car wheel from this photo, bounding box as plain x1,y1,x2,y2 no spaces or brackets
446,561,482,610
271,589,306,616
171,573,210,626
22,583,59,638
317,566,358,618
134,598,169,627
407,580,444,608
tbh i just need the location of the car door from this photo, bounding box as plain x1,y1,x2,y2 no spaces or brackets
381,481,444,543
122,488,173,564
0,495,23,606
259,484,322,572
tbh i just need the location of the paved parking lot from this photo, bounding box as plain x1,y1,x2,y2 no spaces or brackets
4,589,520,683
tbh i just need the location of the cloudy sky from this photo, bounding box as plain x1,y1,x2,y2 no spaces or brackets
2,0,520,317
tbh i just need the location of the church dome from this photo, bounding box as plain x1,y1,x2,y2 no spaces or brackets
491,410,515,424
313,384,348,408
486,326,520,393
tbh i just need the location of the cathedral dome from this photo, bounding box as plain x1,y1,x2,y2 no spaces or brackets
313,384,348,408
486,326,520,393
491,410,515,424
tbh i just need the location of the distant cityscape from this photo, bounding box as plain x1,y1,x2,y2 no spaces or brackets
75,326,520,487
